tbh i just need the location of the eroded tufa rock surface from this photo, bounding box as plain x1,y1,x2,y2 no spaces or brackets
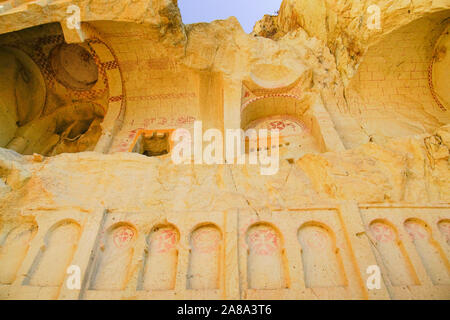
0,0,449,300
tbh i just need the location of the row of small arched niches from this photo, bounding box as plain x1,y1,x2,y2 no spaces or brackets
367,218,450,287
0,218,449,290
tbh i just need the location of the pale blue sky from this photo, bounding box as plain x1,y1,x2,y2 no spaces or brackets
179,0,282,33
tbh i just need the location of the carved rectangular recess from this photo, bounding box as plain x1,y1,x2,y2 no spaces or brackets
360,205,450,300
238,208,367,300
0,209,88,300
81,210,232,300
130,129,175,157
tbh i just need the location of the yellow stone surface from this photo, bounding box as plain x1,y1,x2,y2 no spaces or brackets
0,0,449,300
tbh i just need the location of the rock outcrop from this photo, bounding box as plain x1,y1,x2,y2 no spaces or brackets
0,0,449,300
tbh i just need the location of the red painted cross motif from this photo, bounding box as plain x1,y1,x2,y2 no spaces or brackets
266,120,300,133
153,229,177,253
371,223,395,243
269,121,286,131
405,223,427,241
248,229,279,256
113,227,134,249
191,229,221,254
305,230,328,249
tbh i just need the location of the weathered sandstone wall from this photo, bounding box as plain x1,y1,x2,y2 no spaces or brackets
0,0,449,299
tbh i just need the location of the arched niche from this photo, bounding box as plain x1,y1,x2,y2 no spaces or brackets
404,219,450,285
0,22,124,155
187,224,222,290
369,220,419,286
90,223,136,291
245,114,323,159
297,222,347,288
0,46,46,147
25,220,80,287
344,11,450,146
241,95,312,130
438,219,450,246
140,224,179,291
241,94,326,159
0,222,37,285
246,223,287,290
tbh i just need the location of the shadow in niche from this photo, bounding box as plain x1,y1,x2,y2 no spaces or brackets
344,11,450,145
131,131,172,157
246,223,288,290
89,223,137,291
142,132,171,157
369,220,420,287
0,22,109,156
23,220,81,287
0,223,37,285
138,225,179,291
298,222,347,288
404,219,450,285
187,224,222,290
241,94,326,160
7,102,104,156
